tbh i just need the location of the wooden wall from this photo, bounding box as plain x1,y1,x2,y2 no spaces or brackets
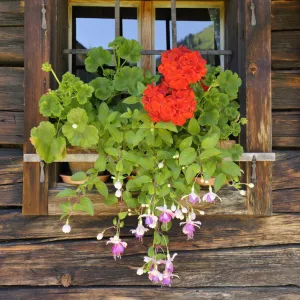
0,0,299,299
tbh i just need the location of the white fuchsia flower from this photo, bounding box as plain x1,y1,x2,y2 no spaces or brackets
130,222,149,242
202,186,221,203
148,268,163,283
180,219,202,240
175,209,184,220
62,224,71,233
156,206,175,223
140,212,158,229
106,235,127,260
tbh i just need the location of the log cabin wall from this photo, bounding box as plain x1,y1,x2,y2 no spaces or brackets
0,0,299,298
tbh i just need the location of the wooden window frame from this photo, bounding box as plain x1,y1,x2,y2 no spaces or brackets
23,0,274,216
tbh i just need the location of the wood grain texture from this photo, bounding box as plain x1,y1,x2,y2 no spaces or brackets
272,31,300,70
0,184,22,206
0,0,24,27
1,287,300,300
48,186,246,216
0,111,24,144
0,27,23,65
271,0,300,31
244,0,272,215
0,240,299,287
0,67,24,111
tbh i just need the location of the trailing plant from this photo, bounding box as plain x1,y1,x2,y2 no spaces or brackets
30,37,253,286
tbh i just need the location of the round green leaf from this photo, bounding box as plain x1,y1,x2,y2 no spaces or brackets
90,77,114,100
85,47,112,73
39,93,63,117
179,147,197,165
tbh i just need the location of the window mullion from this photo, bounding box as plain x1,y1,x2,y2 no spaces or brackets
171,0,177,48
115,0,120,37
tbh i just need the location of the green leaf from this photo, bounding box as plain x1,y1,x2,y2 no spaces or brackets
214,173,227,192
199,109,220,126
148,247,155,257
154,231,162,244
202,160,217,180
118,212,128,220
108,36,126,48
94,155,107,172
107,124,123,143
117,39,143,63
75,83,94,104
30,121,66,164
161,235,169,246
114,66,144,96
158,129,173,144
179,136,193,151
155,122,177,132
137,81,145,94
104,194,118,206
185,163,200,184
230,144,244,161
217,70,242,100
179,147,197,165
59,202,71,213
188,118,200,135
123,96,140,104
85,47,112,72
90,77,114,100
72,203,85,212
123,191,139,208
56,188,76,198
71,172,87,181
98,102,109,125
202,133,220,149
161,221,172,232
62,108,99,148
95,181,109,198
138,157,155,170
221,161,241,177
39,93,63,117
200,148,221,160
80,197,94,216
104,147,118,157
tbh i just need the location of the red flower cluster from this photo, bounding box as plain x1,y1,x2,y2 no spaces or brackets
142,46,207,126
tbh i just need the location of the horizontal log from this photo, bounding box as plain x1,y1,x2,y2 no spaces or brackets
272,137,300,148
0,67,24,111
0,27,23,65
273,188,300,213
272,71,300,109
0,1,24,26
0,183,22,206
0,239,299,287
271,0,300,31
0,111,24,144
1,210,300,250
0,148,23,184
1,287,300,300
272,31,300,69
49,186,246,216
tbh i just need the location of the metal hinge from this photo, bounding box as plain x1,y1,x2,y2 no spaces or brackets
251,155,257,183
41,2,47,30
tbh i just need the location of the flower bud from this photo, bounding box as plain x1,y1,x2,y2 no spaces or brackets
181,207,188,213
115,189,122,198
137,268,144,275
239,190,246,196
114,181,122,190
200,178,205,183
249,183,254,188
62,224,71,233
199,210,205,215
167,184,171,188
158,162,164,169
97,232,104,240
72,124,78,129
171,204,176,212
190,211,196,220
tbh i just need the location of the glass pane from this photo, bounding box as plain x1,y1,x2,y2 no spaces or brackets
73,6,138,82
155,7,221,71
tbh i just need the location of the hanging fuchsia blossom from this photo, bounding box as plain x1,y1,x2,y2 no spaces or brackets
148,268,163,283
202,186,222,203
156,205,175,223
130,221,149,242
181,186,200,204
140,211,158,229
106,235,127,260
180,218,202,240
161,271,179,287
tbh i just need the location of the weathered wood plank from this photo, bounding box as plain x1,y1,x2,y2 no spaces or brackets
0,27,23,65
0,240,299,287
49,186,246,216
272,112,300,147
0,0,24,26
0,184,22,206
272,31,300,70
1,287,300,300
0,111,24,144
272,71,300,110
1,210,300,249
0,148,22,184
273,188,300,213
271,0,300,31
0,67,24,111
244,0,272,215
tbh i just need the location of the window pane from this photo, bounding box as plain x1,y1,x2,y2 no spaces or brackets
155,7,221,70
73,6,138,81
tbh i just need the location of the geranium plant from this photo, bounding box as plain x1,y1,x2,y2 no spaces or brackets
30,37,252,286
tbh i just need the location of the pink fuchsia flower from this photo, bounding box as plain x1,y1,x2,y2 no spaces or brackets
130,221,149,242
165,253,177,273
180,219,202,240
156,205,175,223
202,186,222,203
106,235,127,260
181,186,200,204
140,211,158,229
148,268,163,283
161,271,179,287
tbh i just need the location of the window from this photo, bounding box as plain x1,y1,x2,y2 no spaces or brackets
23,0,273,216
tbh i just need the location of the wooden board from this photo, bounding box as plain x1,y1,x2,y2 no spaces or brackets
0,240,299,287
0,111,24,144
0,184,22,206
0,0,24,27
272,31,300,70
1,287,300,300
0,67,24,111
271,0,300,31
0,27,24,66
48,186,246,216
272,71,300,110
